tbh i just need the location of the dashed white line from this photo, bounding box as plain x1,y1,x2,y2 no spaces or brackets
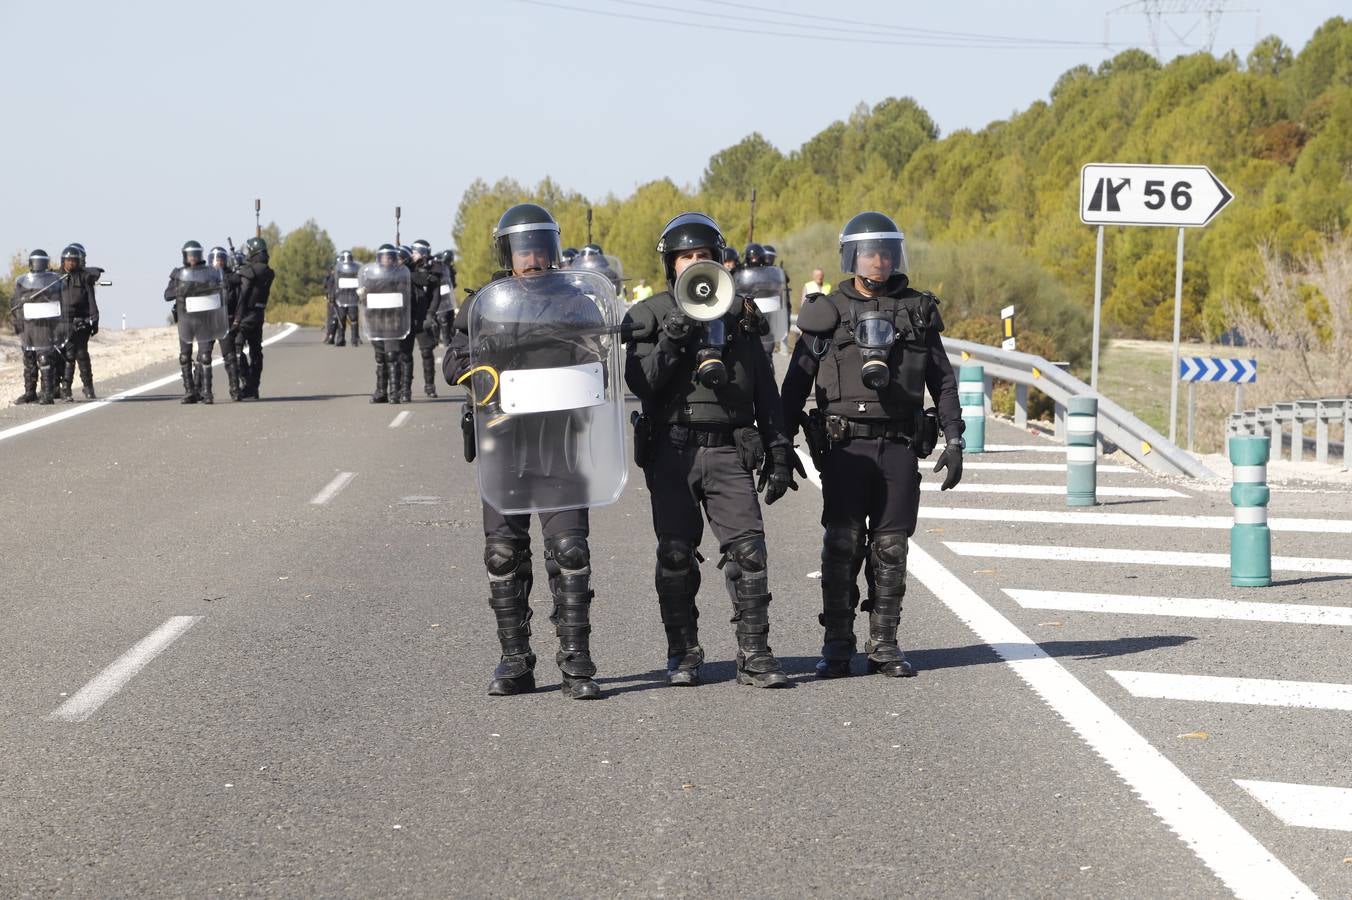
46,616,202,723
389,411,411,429
310,471,356,505
944,541,1352,575
0,323,301,445
794,447,1312,898
1005,588,1352,627
1106,670,1352,711
920,507,1352,533
1235,781,1352,832
923,483,1184,498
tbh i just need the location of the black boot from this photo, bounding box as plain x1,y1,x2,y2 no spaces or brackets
224,356,240,401
487,579,537,696
180,361,198,404
400,355,414,403
656,538,703,686
60,360,75,402
724,538,788,688
864,534,916,677
370,356,389,403
78,356,96,400
38,356,57,405
547,535,601,699
198,362,214,405
15,364,37,404
816,526,865,678
422,354,437,397
387,357,402,405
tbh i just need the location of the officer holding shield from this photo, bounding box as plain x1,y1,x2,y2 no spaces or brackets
209,247,246,400
623,213,800,688
333,250,361,347
445,203,624,700
781,212,965,679
10,250,68,405
736,243,785,360
360,244,411,404
164,241,229,404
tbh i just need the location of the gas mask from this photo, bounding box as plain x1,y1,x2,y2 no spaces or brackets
855,311,897,390
695,318,729,390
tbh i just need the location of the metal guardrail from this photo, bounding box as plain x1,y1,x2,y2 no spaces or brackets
942,338,1219,480
1227,397,1349,464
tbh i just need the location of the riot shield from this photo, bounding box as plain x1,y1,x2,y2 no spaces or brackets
568,253,624,296
16,271,68,352
434,262,456,314
358,261,411,340
735,266,788,343
466,269,627,514
335,259,361,309
175,265,229,343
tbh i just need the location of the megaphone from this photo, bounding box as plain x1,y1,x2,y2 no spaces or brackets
673,260,735,322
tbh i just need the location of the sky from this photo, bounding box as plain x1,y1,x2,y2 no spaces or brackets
2,0,1344,327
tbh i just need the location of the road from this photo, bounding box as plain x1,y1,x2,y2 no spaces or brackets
1,326,1349,898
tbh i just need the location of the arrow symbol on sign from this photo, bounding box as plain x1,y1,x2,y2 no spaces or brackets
1180,358,1199,381
1239,359,1257,383
1220,358,1237,381
1204,170,1234,226
1202,358,1220,381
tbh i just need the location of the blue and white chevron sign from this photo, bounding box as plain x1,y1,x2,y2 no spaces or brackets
1179,357,1257,383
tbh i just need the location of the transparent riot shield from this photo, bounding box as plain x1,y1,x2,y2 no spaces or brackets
735,266,788,343
358,261,411,341
335,259,361,309
435,261,457,314
466,269,627,514
568,253,624,297
16,271,68,352
175,265,229,343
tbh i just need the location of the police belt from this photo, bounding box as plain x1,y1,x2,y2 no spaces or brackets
836,417,915,443
664,424,735,448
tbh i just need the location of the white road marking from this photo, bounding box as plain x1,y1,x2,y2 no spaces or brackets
0,323,301,446
1234,781,1352,832
1106,670,1352,711
46,616,202,723
793,447,1312,898
389,411,411,429
962,461,1135,473
945,541,1352,575
310,471,356,505
1005,589,1352,627
981,443,1066,453
920,507,1352,534
922,483,1184,498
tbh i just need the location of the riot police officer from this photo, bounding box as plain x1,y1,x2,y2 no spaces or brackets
164,241,228,404
623,213,800,688
445,203,609,700
322,261,339,344
781,212,965,679
433,249,458,339
333,250,362,346
55,244,102,401
10,250,65,405
409,239,442,398
232,236,273,400
364,243,408,404
721,246,740,273
209,247,245,400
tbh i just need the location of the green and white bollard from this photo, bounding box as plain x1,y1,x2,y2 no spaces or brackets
959,364,985,454
1229,435,1271,588
1066,396,1098,507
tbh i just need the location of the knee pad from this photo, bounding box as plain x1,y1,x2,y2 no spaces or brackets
822,526,865,565
196,350,212,366
546,532,590,573
484,541,529,579
656,536,695,573
179,352,192,366
871,533,909,569
721,536,767,582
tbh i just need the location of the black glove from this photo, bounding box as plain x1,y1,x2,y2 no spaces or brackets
662,310,694,344
933,441,964,491
89,317,99,336
761,445,803,505
737,427,766,476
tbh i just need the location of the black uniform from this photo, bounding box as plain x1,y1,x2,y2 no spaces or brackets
162,266,219,404
234,260,273,399
624,288,793,687
322,271,338,344
218,266,244,399
58,268,101,400
781,274,963,677
409,262,442,397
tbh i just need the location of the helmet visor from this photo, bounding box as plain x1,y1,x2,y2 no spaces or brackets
840,235,906,279
505,229,561,274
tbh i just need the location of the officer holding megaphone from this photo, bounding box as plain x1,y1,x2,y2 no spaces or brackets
623,212,802,689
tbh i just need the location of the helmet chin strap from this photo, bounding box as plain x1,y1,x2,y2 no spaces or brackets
860,275,889,292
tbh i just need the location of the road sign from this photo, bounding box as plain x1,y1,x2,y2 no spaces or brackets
1179,357,1257,383
1080,164,1233,228
1001,305,1016,351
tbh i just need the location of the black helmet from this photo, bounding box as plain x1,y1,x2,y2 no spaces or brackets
561,247,579,265
839,211,907,286
376,243,399,267
181,240,205,266
656,212,726,284
581,243,604,256
397,245,413,267
492,203,561,273
28,249,50,273
411,239,432,263
338,249,354,264
61,243,86,269
742,243,765,268
243,236,268,263
721,246,740,268
438,249,455,265
208,246,230,268
762,244,778,266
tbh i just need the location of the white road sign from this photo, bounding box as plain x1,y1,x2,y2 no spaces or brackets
1080,163,1233,228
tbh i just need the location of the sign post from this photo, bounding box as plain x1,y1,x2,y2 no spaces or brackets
1080,163,1233,440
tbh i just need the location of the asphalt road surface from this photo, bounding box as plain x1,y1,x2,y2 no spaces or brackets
2,327,1349,898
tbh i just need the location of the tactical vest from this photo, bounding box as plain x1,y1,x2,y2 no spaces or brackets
805,287,939,425
645,291,758,429
60,275,95,318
